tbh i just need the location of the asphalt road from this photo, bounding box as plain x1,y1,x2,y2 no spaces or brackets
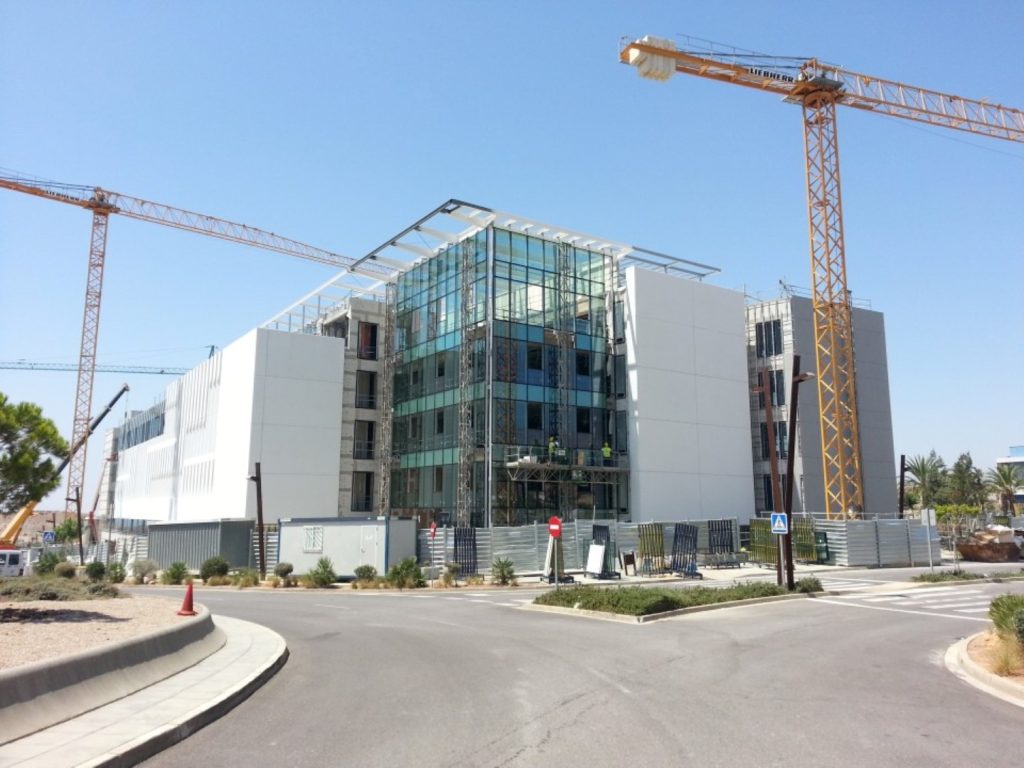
140,573,1024,768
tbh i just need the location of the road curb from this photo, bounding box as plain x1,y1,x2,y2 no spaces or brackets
85,618,289,768
523,590,829,624
0,605,223,745
945,633,1024,710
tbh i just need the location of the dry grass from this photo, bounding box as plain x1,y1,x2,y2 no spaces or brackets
969,631,1024,678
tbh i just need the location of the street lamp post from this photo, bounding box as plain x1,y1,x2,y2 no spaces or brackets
783,355,813,591
248,462,266,580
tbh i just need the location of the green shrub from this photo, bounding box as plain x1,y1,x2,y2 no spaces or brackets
274,562,294,578
535,582,787,616
491,557,516,586
354,564,377,582
1014,609,1024,646
133,559,158,581
54,562,77,579
106,562,126,583
200,556,230,583
466,573,484,586
85,561,106,581
794,576,823,593
305,557,337,588
35,551,64,575
160,561,189,585
990,594,1024,633
386,557,425,590
231,568,261,588
206,575,232,586
86,582,120,598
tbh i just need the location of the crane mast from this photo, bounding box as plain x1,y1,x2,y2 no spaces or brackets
620,36,1024,518
1,173,397,515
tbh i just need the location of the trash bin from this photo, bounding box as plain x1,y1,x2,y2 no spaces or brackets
815,531,830,564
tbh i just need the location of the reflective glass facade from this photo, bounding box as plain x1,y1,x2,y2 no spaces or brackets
389,227,628,526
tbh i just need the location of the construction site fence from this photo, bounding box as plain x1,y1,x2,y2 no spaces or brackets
748,517,940,568
416,519,740,576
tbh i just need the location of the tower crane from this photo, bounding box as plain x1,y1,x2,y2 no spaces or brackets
0,173,400,515
1,361,188,375
620,36,1024,519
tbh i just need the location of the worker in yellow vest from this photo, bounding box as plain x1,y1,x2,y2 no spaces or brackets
602,441,613,466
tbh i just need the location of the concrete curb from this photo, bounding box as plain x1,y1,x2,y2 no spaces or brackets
522,591,829,624
0,605,224,745
945,633,1024,710
85,618,289,768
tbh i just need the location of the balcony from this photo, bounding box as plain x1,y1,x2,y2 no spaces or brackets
355,393,377,409
353,440,375,460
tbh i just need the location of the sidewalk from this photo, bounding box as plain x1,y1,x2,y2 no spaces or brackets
0,615,287,768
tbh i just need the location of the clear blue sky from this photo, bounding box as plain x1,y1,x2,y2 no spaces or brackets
1,0,1022,510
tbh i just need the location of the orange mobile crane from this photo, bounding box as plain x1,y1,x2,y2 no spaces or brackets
620,36,1024,518
0,173,397,515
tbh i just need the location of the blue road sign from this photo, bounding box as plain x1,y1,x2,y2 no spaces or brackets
42,531,56,545
770,512,788,535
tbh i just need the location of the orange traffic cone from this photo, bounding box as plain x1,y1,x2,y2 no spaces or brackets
177,581,197,616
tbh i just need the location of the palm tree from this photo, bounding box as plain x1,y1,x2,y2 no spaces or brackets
986,464,1022,516
905,452,946,511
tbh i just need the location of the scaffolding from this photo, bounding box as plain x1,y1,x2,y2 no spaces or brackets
377,282,397,516
456,238,476,527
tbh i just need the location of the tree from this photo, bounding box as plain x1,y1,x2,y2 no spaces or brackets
947,453,985,508
55,517,80,543
905,451,946,511
0,392,69,514
987,464,1022,516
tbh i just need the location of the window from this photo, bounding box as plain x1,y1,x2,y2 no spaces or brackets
303,526,324,553
759,421,788,459
434,466,444,493
435,410,445,435
527,402,542,430
354,420,375,459
527,344,543,371
576,408,591,434
757,369,786,408
352,471,374,511
436,356,446,380
756,319,783,358
409,415,422,441
355,370,377,409
357,322,378,360
576,352,590,377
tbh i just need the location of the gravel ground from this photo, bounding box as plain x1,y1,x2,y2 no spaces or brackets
0,595,197,671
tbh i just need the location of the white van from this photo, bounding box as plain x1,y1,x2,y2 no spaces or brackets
0,550,26,577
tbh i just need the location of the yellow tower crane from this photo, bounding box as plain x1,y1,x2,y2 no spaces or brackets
620,35,1024,519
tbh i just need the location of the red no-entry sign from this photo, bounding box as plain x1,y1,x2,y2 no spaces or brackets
548,516,562,539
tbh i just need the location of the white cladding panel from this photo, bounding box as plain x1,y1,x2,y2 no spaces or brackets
624,267,755,523
114,328,344,523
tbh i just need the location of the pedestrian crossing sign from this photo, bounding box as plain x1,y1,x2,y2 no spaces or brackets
770,512,788,535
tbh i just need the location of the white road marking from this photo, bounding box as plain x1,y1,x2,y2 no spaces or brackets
956,607,991,614
809,597,989,622
862,596,903,602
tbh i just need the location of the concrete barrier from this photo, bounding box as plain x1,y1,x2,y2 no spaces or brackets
0,605,224,745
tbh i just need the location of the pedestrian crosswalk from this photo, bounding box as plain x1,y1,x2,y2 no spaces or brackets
833,585,992,617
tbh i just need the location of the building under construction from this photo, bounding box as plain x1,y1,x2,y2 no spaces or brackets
104,202,893,527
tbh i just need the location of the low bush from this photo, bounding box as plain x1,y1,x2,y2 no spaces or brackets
206,575,232,586
794,576,823,593
274,562,294,579
133,559,159,581
85,561,106,582
54,562,77,579
491,557,516,586
351,577,385,589
535,582,788,616
304,557,337,588
268,575,281,588
231,568,261,589
35,551,64,575
386,558,425,590
0,576,120,601
466,573,484,586
200,556,230,583
440,562,460,588
106,562,126,584
160,561,189,585
990,594,1024,634
1014,609,1024,646
912,569,983,583
354,564,377,582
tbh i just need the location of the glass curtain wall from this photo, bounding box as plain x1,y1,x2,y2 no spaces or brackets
389,226,627,526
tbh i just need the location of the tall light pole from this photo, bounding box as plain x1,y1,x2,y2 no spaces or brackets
248,462,266,579
783,355,814,590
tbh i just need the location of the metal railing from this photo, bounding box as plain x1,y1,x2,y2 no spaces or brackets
355,393,377,409
351,496,373,512
353,440,375,460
